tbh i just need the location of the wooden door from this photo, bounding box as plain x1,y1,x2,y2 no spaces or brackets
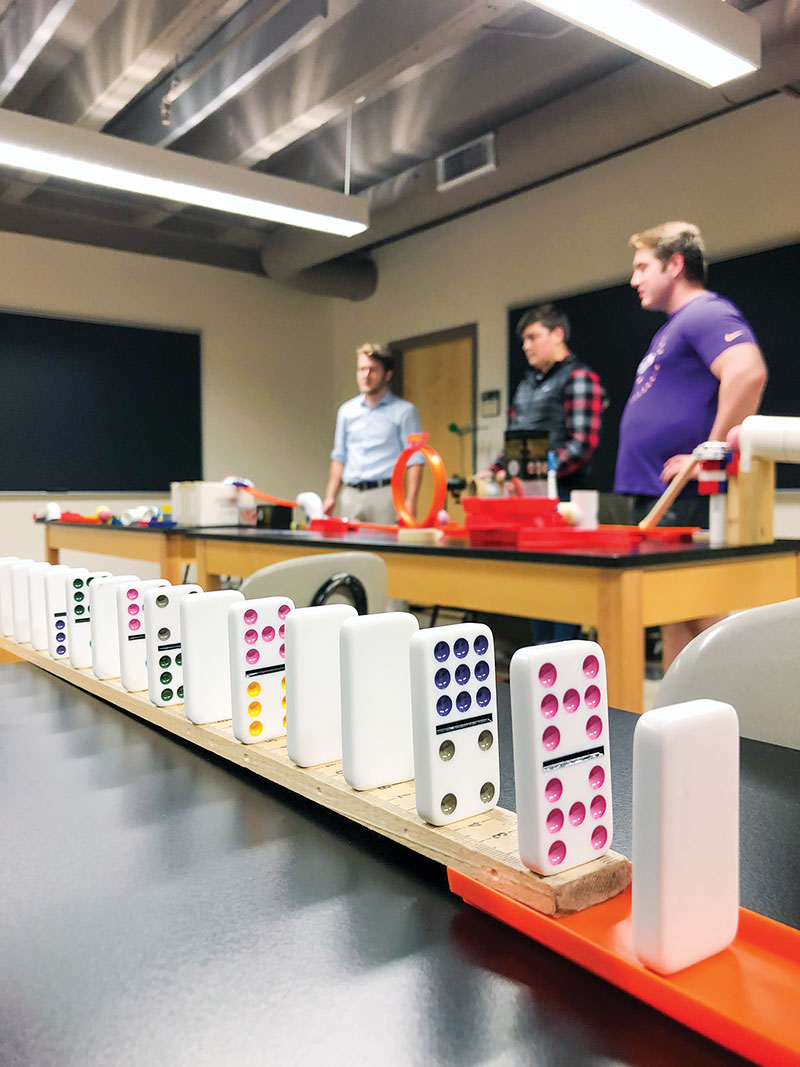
398,334,474,525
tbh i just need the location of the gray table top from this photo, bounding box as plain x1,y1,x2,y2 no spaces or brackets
3,662,796,1066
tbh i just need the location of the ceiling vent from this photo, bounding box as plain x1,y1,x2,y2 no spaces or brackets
435,133,496,192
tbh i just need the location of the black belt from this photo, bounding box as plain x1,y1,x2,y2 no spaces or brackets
345,479,392,491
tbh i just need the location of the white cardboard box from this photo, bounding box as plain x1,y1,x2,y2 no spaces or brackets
170,481,239,526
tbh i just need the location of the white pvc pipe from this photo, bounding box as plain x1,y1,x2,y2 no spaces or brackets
709,494,726,548
739,415,800,472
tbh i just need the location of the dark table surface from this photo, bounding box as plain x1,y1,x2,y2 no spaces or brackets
38,518,800,567
183,524,800,569
1,662,797,1066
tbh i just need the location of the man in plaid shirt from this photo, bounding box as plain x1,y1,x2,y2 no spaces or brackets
493,304,607,490
493,303,606,644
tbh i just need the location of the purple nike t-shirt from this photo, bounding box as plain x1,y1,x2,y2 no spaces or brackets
615,292,757,497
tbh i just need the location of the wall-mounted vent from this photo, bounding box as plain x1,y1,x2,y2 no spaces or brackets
435,133,496,192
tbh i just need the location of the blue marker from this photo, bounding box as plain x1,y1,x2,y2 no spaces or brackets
547,451,558,499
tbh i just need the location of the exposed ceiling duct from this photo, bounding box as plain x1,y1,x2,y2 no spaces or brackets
0,0,797,300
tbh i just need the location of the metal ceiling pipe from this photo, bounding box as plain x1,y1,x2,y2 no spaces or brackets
260,250,377,300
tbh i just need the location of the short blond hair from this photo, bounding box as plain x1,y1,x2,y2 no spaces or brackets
629,221,707,284
356,342,393,373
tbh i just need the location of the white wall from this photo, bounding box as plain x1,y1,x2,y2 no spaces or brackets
0,232,333,564
331,94,800,471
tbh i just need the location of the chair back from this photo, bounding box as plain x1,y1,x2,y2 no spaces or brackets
655,597,800,749
239,551,387,614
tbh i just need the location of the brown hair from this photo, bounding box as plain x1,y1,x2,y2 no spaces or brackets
516,303,571,343
629,221,707,285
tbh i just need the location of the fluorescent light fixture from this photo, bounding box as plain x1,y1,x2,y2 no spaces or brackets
0,108,368,237
524,0,761,87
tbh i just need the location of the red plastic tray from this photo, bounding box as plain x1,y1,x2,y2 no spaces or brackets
462,496,564,523
516,524,698,551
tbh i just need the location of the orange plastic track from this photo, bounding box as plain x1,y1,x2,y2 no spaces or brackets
391,432,447,528
448,871,800,1066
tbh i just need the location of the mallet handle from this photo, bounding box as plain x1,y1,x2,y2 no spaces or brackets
637,455,700,530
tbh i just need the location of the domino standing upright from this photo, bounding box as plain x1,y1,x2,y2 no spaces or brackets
11,560,41,644
117,578,171,692
67,570,113,669
632,699,739,974
43,566,74,659
0,557,21,636
285,604,356,767
180,589,244,725
89,575,139,679
27,563,54,650
340,612,419,790
510,640,613,875
409,622,500,826
228,597,294,744
143,584,202,707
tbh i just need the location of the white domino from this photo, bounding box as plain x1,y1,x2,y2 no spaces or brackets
632,699,739,974
89,575,138,679
117,578,171,692
143,584,202,707
181,589,244,725
67,569,112,668
340,612,419,790
409,622,500,826
0,557,21,636
285,604,357,767
44,566,73,659
510,640,613,875
27,563,54,650
228,597,294,744
11,560,40,644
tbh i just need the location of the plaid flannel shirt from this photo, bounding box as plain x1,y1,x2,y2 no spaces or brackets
556,367,606,477
492,362,606,479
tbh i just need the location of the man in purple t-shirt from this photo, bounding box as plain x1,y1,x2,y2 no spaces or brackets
615,221,767,669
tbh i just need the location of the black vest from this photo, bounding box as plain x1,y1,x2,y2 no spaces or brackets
508,354,595,488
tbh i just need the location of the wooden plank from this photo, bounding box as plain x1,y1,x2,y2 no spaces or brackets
0,634,630,918
597,568,644,714
197,537,603,623
640,554,798,626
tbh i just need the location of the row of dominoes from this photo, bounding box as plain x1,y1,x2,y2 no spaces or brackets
0,557,609,866
1,555,739,976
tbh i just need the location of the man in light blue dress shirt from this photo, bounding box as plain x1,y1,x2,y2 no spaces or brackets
324,343,424,523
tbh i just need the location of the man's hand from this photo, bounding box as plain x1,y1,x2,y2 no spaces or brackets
403,498,417,520
322,493,337,516
660,454,696,483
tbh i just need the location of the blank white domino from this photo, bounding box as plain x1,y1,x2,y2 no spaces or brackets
89,575,138,679
27,563,54,650
67,569,112,669
285,604,357,767
43,565,72,659
117,578,171,692
11,560,40,644
632,699,739,975
143,584,202,707
340,611,419,789
181,589,244,725
0,557,21,636
409,622,500,826
510,640,613,875
228,597,294,744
